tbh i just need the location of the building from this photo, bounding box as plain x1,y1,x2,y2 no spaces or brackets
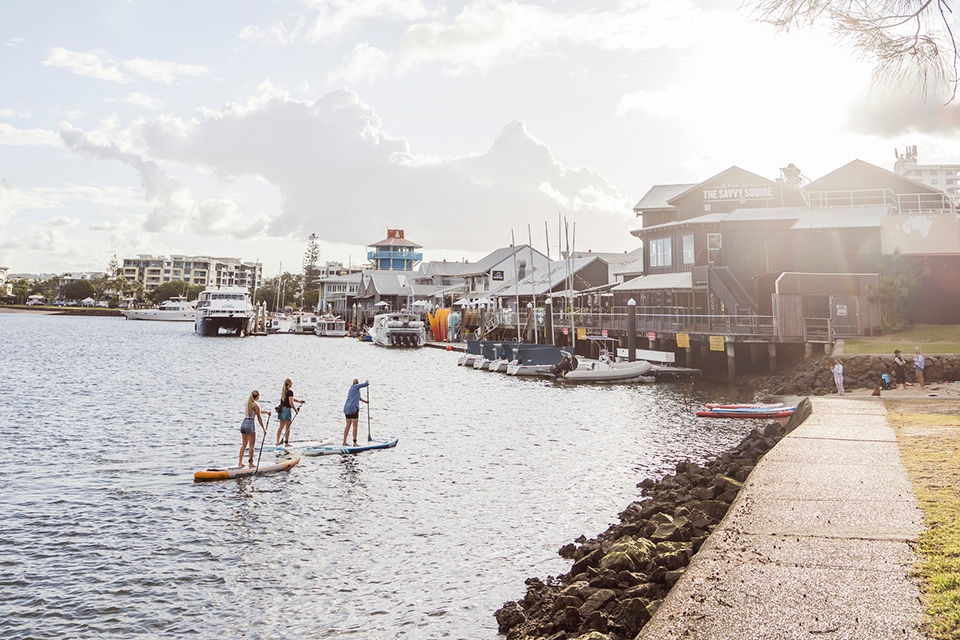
622,159,957,351
122,255,262,292
367,229,423,271
894,145,960,204
317,272,362,316
0,266,8,296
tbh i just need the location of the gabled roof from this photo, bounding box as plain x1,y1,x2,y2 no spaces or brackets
358,270,417,296
319,272,362,284
368,235,422,248
633,184,696,211
460,245,547,277
494,256,606,297
417,260,474,278
667,166,777,205
805,159,943,194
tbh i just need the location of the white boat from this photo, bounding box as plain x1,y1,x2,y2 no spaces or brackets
289,312,319,335
555,337,654,383
505,344,571,376
121,296,195,322
368,310,426,347
314,314,348,337
267,315,292,333
194,287,255,337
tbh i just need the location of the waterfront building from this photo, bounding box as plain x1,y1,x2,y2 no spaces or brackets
122,255,262,292
458,245,552,299
317,272,362,316
621,159,957,358
367,229,423,271
0,266,8,296
894,145,960,205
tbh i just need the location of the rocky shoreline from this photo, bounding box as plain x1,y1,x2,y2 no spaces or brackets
494,398,812,640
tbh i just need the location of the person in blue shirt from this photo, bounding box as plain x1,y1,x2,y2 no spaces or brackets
342,379,369,446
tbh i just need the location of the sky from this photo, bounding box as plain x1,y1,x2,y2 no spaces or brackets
3,0,960,278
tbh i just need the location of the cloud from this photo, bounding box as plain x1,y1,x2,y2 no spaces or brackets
238,16,306,46
0,123,62,147
304,0,432,42
329,43,390,84
847,87,960,136
133,88,634,253
42,47,209,85
122,92,164,110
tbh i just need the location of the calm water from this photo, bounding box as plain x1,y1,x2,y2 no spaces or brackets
0,313,756,639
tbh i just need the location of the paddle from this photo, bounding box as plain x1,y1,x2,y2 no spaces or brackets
254,412,272,476
282,400,306,444
366,386,372,442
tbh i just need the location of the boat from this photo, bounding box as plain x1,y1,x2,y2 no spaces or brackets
267,314,292,333
505,344,573,376
194,286,255,337
368,311,426,347
193,453,301,481
457,339,482,366
288,312,319,335
314,314,348,337
553,336,655,383
121,296,195,322
299,436,399,456
485,341,518,372
704,402,785,410
697,406,796,419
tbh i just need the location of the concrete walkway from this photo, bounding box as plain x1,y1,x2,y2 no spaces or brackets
638,397,928,640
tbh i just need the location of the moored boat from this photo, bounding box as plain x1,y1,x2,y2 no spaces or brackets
314,314,348,337
195,286,255,337
696,405,797,418
368,310,426,347
553,336,655,383
288,312,319,335
122,296,195,322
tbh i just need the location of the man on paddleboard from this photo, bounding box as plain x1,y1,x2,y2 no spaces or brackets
343,379,369,446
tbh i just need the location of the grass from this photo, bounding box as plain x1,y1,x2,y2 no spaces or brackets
888,399,960,639
843,324,960,355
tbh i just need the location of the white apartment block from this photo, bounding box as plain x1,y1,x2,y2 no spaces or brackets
894,145,960,204
0,266,8,296
123,255,262,292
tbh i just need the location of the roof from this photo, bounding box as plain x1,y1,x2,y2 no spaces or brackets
417,260,475,278
368,235,422,249
633,184,696,211
790,206,886,229
319,272,362,284
667,166,777,204
613,271,693,292
460,245,545,277
494,256,605,297
806,158,945,195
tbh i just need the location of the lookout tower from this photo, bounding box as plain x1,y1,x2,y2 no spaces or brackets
367,229,423,271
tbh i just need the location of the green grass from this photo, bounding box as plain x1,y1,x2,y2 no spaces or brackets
888,401,960,639
843,324,960,355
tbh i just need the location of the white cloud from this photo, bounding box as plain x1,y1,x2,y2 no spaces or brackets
304,0,432,42
238,16,306,46
329,43,390,84
0,123,63,147
0,107,30,118
42,47,127,82
42,47,209,85
123,92,164,110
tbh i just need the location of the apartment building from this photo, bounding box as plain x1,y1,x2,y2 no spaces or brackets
122,255,262,291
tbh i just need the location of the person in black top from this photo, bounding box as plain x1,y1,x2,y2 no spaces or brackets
893,350,908,389
275,377,304,445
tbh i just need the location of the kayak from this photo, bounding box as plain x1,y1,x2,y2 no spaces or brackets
194,453,301,481
300,437,399,456
697,408,796,419
704,402,785,409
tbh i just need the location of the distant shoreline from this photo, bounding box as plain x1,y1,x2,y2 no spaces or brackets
0,305,123,317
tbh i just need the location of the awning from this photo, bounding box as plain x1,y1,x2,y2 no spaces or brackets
612,272,693,292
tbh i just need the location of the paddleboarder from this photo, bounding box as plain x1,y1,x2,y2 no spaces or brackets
276,378,305,445
239,390,268,467
342,379,369,446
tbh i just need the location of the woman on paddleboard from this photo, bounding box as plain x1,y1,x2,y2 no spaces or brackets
240,390,268,467
276,378,305,445
342,379,369,446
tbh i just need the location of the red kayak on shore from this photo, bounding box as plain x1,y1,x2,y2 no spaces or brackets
697,406,796,419
704,402,785,409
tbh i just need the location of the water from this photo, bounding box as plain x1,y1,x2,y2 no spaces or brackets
0,314,757,639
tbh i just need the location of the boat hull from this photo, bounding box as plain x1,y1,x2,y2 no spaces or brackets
562,360,654,383
195,315,250,337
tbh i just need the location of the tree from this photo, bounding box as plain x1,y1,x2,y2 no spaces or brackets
61,279,96,302
12,279,29,303
149,280,192,305
303,233,321,311
868,250,926,330
749,0,960,100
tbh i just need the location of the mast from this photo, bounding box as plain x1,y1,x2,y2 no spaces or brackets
544,220,554,345
511,229,522,343
527,224,538,344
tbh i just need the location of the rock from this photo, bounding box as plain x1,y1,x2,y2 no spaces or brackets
619,597,653,636
579,588,616,617
599,550,635,573
555,605,582,631
494,601,525,633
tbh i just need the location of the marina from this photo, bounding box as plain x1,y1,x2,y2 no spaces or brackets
0,312,760,639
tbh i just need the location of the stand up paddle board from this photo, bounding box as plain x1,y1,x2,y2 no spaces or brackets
300,437,399,457
194,453,301,481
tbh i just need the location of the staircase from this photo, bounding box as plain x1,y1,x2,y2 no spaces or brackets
708,266,756,315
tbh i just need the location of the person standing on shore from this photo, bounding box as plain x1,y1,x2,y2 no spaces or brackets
343,379,369,446
276,378,305,445
914,347,926,391
893,350,908,389
239,390,268,467
830,358,845,396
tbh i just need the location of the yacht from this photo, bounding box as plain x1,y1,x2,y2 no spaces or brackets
368,310,426,347
121,296,195,322
289,312,319,335
194,287,255,337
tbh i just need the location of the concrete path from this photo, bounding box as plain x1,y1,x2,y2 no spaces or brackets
638,397,928,640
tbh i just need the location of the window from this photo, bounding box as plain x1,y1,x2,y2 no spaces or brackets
649,237,672,268
707,233,722,264
682,234,695,265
